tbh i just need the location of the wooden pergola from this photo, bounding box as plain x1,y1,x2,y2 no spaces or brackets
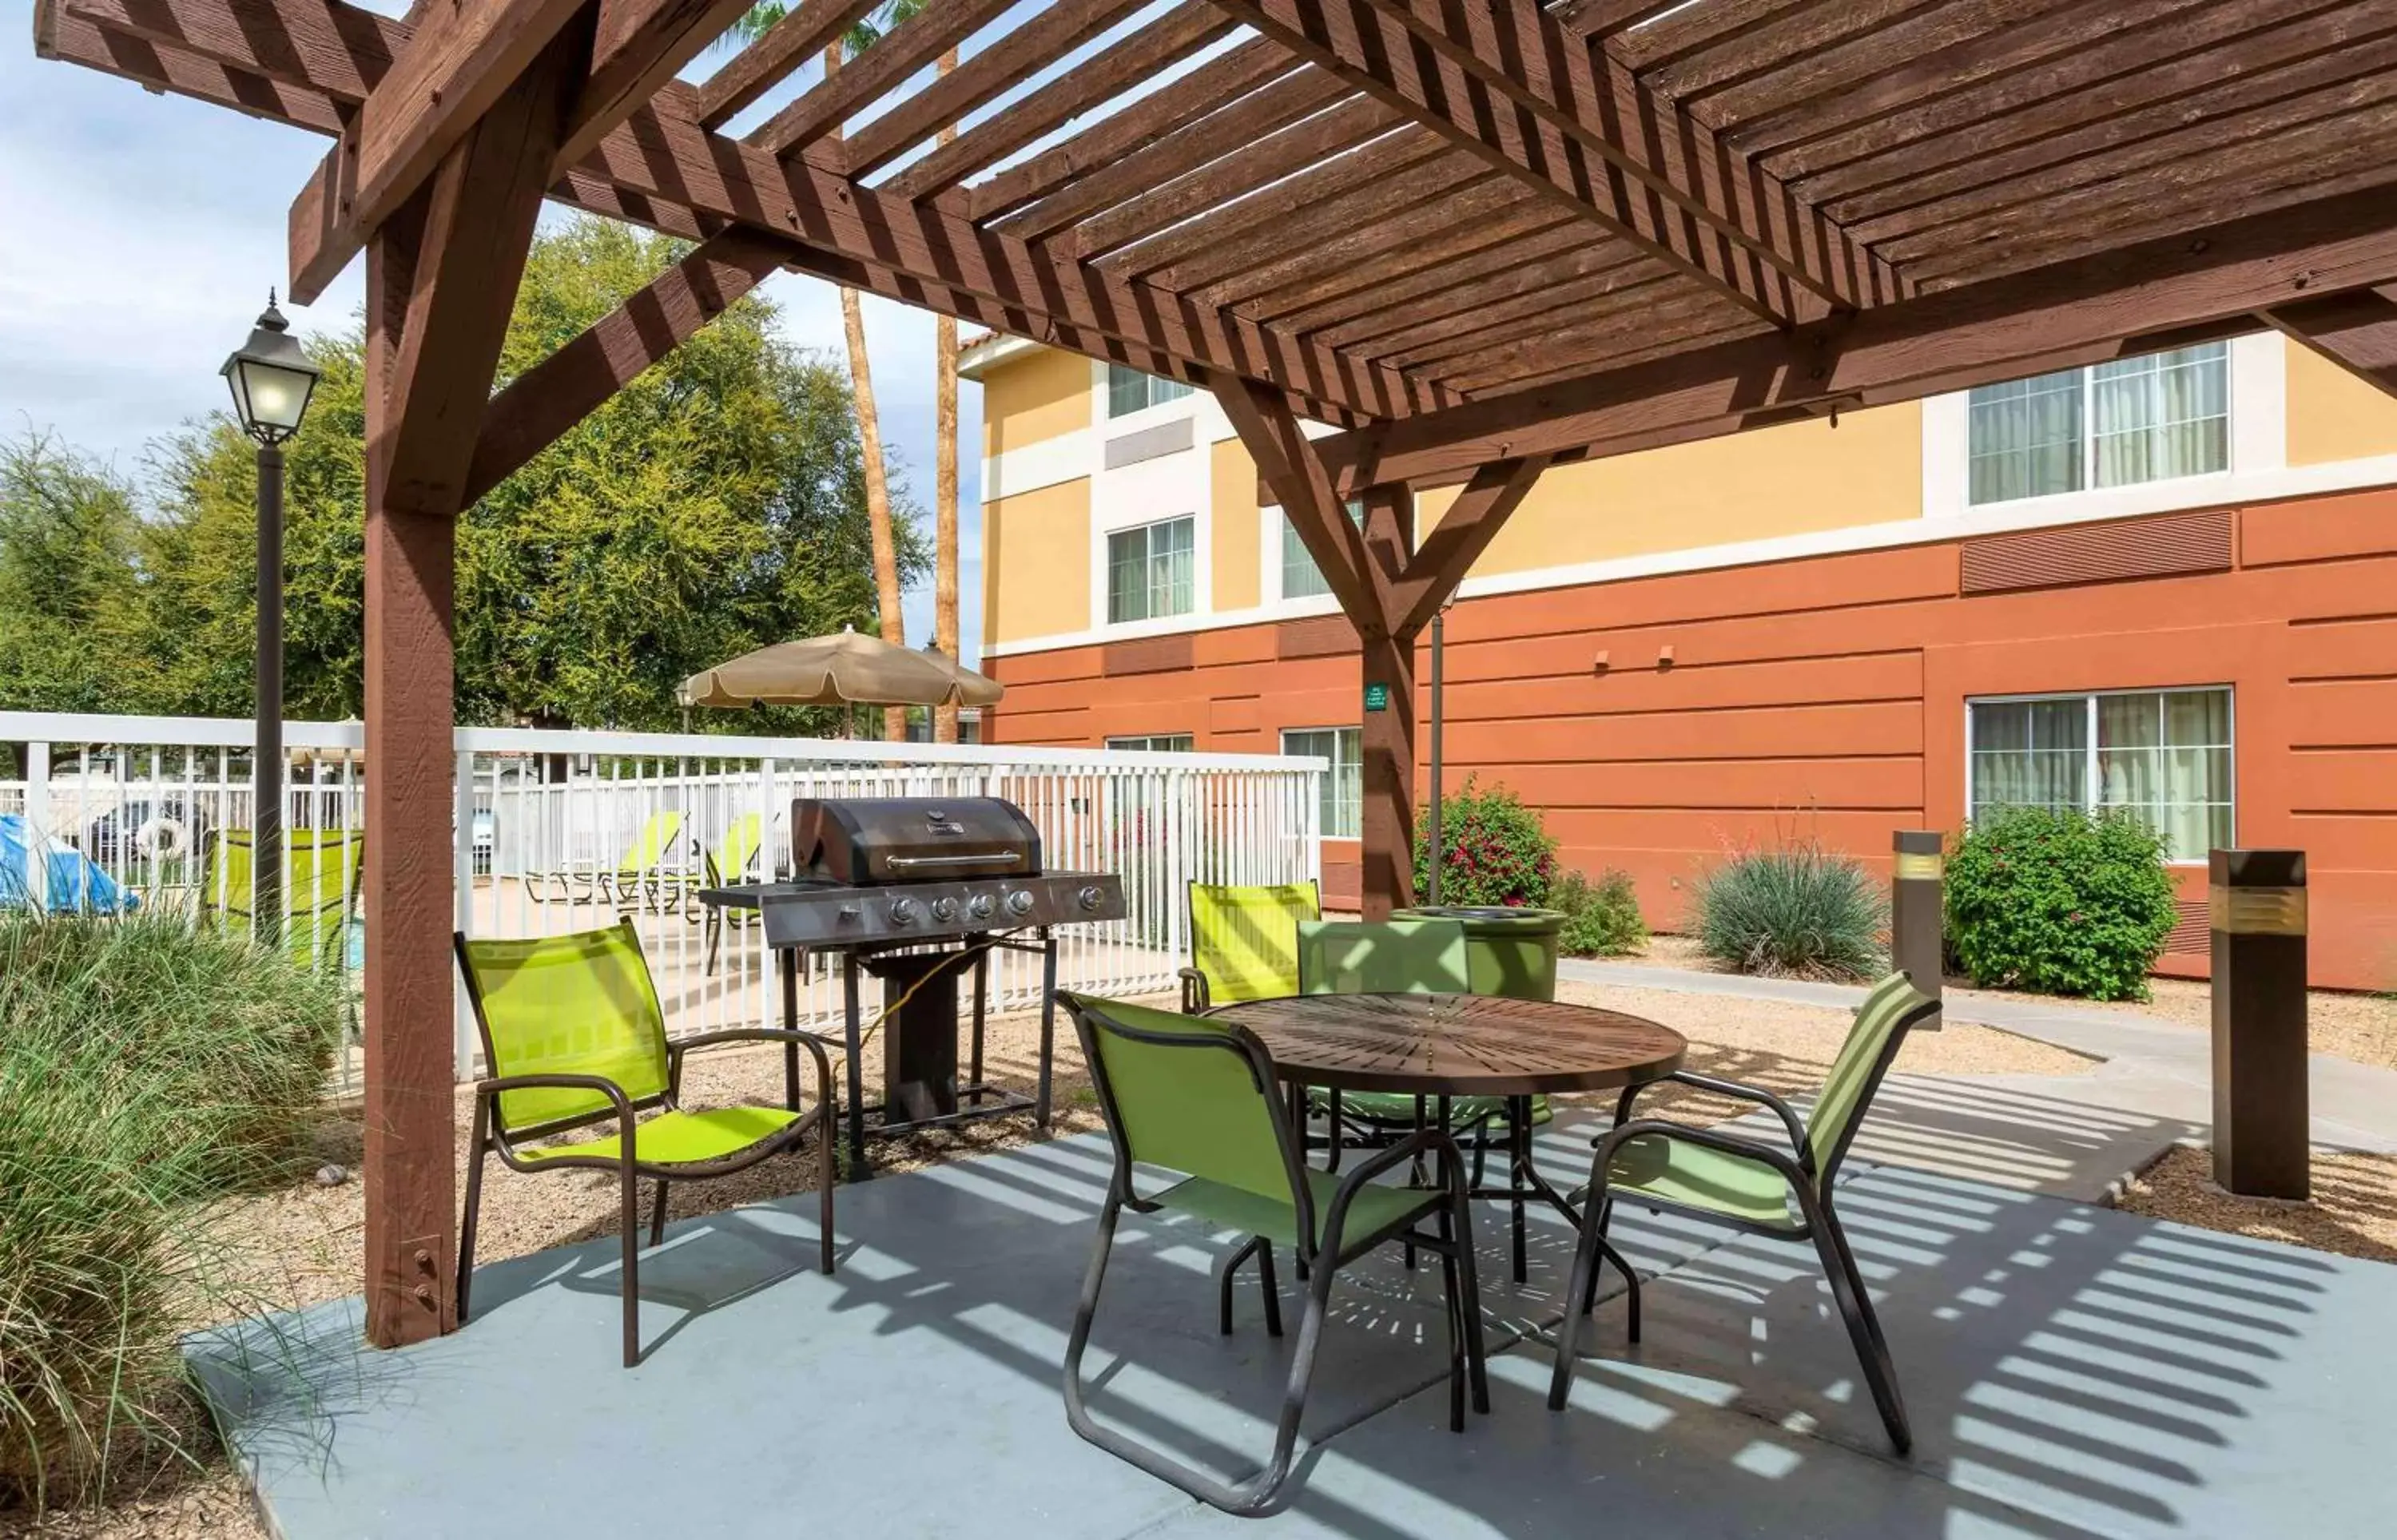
34,0,2397,1349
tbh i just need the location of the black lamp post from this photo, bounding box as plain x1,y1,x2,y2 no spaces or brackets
221,293,321,939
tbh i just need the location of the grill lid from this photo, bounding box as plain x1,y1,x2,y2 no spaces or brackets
793,796,1043,884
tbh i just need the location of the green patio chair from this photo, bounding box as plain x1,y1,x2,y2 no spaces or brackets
1179,880,1320,1013
1294,918,1548,1169
1548,971,1940,1454
537,809,688,911
1058,992,1487,1517
454,920,838,1367
689,812,768,974
203,826,363,969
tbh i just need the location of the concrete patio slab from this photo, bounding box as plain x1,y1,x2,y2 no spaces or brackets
189,1132,1721,1540
189,1116,2397,1540
1144,1348,2072,1540
1549,1163,2397,1538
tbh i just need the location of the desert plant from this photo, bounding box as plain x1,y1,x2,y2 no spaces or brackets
1413,779,1557,907
0,912,341,1510
1694,843,1886,980
1551,868,1648,957
1945,805,2178,1002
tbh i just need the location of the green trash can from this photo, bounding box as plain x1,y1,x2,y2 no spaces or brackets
1392,905,1564,1001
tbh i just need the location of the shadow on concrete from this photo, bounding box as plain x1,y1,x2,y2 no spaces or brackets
191,1095,2392,1539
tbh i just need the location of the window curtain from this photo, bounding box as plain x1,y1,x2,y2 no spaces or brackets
1969,698,2088,820
2092,343,2228,489
1968,369,2082,505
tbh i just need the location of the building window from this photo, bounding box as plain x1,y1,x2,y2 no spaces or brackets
1106,517,1194,624
1282,727,1362,839
1967,687,2232,861
1105,733,1193,753
1106,363,1193,419
1967,342,2229,506
1281,498,1365,601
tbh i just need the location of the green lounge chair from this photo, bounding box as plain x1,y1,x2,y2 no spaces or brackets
1058,992,1487,1517
689,812,768,974
1548,971,1940,1454
203,826,363,968
454,920,838,1367
538,809,689,911
1179,880,1320,1013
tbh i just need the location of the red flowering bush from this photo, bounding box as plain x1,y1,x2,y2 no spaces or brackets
1413,780,1557,907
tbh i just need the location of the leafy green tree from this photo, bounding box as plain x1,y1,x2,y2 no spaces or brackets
0,435,153,722
143,215,921,731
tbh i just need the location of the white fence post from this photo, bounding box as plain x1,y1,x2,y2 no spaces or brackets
23,740,49,912
453,748,476,1079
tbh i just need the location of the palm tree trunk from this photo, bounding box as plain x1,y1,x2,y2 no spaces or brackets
824,38,909,742
932,44,961,744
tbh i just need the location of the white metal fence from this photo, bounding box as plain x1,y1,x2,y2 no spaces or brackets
0,712,1322,1090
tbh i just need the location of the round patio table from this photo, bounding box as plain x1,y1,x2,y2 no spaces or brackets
1206,991,1686,1285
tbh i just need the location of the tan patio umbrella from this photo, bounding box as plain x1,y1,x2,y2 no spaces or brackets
679,626,1004,710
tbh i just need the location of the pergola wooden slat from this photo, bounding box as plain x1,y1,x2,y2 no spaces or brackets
34,0,2397,1350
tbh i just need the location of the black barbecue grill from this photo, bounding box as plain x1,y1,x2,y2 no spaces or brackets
702,796,1126,1179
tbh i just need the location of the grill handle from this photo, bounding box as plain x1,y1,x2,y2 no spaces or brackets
884,850,1024,871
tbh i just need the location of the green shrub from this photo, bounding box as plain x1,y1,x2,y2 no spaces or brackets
1945,806,2178,1002
1551,868,1648,957
0,913,341,1510
1413,779,1556,907
1694,842,1886,980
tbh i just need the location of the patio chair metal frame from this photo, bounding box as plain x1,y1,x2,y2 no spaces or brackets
454,919,840,1367
1547,976,1940,1454
1059,991,1489,1518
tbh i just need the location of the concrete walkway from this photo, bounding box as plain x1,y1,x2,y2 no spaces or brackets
1564,957,2397,1154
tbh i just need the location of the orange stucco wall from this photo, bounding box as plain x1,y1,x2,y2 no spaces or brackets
985,487,2397,990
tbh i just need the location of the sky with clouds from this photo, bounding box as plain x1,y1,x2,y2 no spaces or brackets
0,1,990,664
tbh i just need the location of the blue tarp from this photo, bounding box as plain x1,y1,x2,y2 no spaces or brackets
0,815,139,914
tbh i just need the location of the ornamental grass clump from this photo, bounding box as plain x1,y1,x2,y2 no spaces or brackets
0,912,342,1512
1413,780,1557,907
1694,842,1886,981
1945,805,2179,1002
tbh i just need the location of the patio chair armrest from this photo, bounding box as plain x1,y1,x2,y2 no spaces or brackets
473,1074,638,1164
666,1028,837,1113
1177,966,1210,1014
1319,1125,1457,1261
1612,1071,1808,1155
1593,1117,1813,1190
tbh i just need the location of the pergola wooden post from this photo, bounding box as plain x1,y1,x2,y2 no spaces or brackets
1218,375,1548,915
39,0,2397,1345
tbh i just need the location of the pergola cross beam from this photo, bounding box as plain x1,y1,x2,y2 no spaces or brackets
1208,0,1884,326
2264,288,2397,399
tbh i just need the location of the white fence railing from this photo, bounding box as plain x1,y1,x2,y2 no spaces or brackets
1,712,1323,1090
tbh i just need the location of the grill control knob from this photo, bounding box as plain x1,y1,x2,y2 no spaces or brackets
888,895,920,926
930,895,960,923
1004,889,1036,917
1078,884,1106,912
967,891,996,920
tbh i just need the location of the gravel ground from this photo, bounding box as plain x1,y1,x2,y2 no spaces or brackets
1607,934,2397,1074
2116,1145,2397,1264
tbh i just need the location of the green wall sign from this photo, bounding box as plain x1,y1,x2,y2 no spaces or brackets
1364,681,1389,712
